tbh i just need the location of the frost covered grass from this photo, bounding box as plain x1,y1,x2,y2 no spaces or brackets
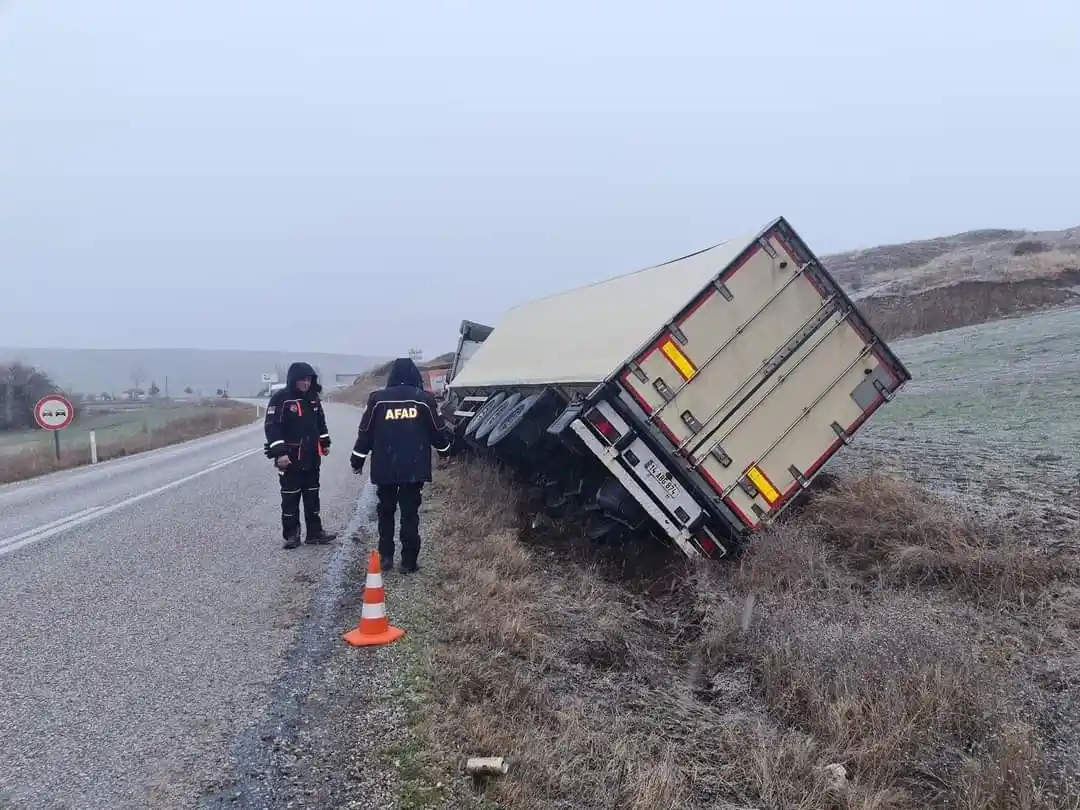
405,458,1080,809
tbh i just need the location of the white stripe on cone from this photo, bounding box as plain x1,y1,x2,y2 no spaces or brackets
361,601,386,620
366,572,383,588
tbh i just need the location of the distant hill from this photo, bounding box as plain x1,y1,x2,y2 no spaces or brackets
0,347,389,398
821,225,1080,339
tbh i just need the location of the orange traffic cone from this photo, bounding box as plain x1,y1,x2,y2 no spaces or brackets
343,551,406,647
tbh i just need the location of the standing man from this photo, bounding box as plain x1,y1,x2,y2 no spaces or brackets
350,357,452,572
264,362,339,549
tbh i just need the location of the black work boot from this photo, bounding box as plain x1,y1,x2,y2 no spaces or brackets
380,554,394,572
283,531,302,550
305,529,337,545
400,559,420,574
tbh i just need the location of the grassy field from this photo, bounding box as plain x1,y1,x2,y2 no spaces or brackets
0,400,236,457
837,303,1080,533
0,399,258,483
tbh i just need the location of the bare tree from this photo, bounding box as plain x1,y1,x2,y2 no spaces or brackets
0,362,59,431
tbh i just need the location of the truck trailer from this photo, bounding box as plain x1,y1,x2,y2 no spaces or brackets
441,216,911,559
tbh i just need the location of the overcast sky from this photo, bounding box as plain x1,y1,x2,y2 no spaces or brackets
1,0,1077,356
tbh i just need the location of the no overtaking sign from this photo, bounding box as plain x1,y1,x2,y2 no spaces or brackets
34,394,75,431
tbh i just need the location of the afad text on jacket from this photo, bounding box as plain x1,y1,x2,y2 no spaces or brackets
351,358,452,485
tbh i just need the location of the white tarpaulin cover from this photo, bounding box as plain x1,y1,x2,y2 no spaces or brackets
449,219,778,390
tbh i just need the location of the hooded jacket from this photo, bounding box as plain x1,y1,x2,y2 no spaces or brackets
286,361,323,396
351,358,452,485
264,362,330,468
386,357,424,388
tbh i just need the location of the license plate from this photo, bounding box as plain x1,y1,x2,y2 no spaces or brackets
643,457,681,500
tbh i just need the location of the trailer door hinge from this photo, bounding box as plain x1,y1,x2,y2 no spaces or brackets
788,464,810,489
738,476,759,500
873,378,894,402
681,410,703,433
710,445,733,468
831,421,852,445
653,378,675,402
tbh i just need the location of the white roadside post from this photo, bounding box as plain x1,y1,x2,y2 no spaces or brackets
89,431,98,464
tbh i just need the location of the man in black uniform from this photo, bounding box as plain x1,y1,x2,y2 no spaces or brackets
263,362,339,549
350,357,452,572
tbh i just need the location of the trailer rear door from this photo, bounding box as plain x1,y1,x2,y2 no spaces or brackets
616,218,910,531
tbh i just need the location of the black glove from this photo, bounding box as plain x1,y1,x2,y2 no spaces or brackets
350,453,365,474
265,441,290,460
319,436,331,455
436,433,454,458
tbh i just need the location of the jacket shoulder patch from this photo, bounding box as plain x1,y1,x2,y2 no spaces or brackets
266,406,277,415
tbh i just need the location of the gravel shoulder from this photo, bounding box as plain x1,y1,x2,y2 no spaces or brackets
201,472,447,810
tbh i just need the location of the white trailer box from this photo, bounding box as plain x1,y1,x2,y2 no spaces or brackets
447,216,911,557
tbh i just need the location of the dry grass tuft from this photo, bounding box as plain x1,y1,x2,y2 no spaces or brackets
0,402,256,484
412,459,1080,810
787,472,1070,605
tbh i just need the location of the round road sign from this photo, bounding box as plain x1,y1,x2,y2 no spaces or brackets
34,394,75,431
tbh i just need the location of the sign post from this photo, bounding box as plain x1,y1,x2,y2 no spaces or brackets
34,394,76,461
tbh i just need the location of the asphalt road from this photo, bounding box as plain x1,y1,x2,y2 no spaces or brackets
0,403,364,810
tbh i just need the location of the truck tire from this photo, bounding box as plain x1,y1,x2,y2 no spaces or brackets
485,388,554,448
473,392,523,443
463,392,506,439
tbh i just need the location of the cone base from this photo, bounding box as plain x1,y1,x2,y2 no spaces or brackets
342,624,405,648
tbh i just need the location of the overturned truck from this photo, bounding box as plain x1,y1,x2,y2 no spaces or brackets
441,216,912,559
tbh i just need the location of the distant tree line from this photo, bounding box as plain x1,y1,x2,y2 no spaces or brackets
0,362,59,432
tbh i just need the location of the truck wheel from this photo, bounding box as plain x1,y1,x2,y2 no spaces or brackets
485,388,554,448
463,392,506,439
474,392,523,443
584,514,631,546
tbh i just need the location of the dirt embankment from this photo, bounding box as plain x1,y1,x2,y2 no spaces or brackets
334,353,456,406
825,226,1080,340
334,372,384,406
391,459,1080,810
859,272,1080,340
